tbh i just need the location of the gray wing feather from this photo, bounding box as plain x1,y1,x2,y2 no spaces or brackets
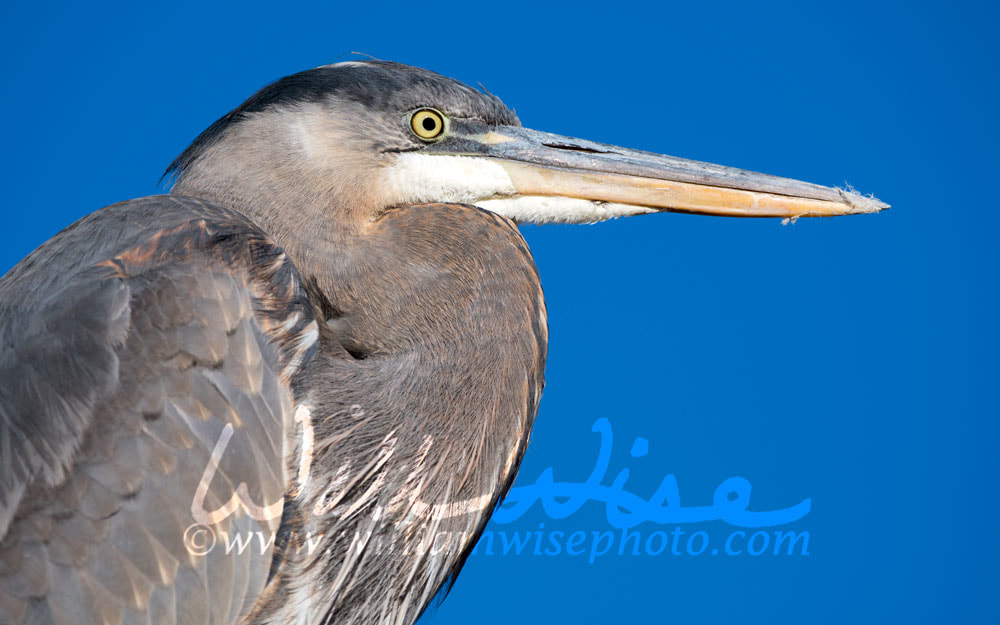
0,196,317,625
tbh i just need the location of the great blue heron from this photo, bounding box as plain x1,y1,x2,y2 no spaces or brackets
0,60,885,625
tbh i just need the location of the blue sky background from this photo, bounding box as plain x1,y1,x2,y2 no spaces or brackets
1,1,997,623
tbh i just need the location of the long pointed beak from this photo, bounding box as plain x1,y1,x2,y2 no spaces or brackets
428,121,888,222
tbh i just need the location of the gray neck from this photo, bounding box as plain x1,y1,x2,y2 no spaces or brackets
171,107,383,286
173,149,547,625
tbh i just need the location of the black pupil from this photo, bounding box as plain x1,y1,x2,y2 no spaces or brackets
422,116,437,132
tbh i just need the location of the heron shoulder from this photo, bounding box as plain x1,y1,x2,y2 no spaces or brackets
0,194,318,625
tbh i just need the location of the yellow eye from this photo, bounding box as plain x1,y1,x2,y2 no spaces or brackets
410,108,446,141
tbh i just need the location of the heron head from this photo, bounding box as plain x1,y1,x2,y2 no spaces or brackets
169,60,886,230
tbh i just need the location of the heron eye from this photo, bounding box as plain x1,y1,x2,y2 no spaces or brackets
410,109,446,141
